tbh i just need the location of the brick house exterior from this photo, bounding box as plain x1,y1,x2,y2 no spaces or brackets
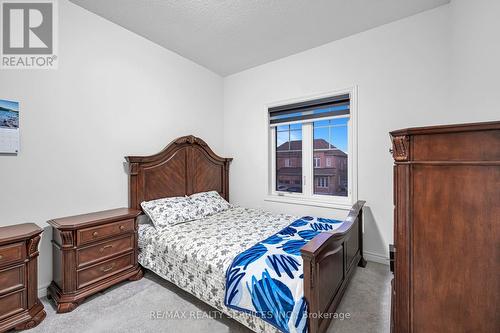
276,139,348,196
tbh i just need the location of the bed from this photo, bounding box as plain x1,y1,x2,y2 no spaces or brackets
126,135,366,333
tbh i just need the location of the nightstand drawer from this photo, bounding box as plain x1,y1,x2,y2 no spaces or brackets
0,264,25,295
77,235,134,268
0,242,25,266
47,208,141,313
77,219,134,245
0,290,25,321
77,253,134,289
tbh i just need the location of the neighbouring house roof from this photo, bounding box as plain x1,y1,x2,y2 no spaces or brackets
312,138,329,149
277,139,347,157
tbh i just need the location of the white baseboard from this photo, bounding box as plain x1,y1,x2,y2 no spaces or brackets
38,283,49,298
364,251,389,265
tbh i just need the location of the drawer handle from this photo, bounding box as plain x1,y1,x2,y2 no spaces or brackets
99,245,113,253
92,231,99,238
119,225,125,231
100,263,115,273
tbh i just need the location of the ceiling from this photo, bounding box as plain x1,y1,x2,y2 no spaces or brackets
70,0,450,76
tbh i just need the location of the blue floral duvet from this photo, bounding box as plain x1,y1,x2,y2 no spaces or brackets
224,216,345,333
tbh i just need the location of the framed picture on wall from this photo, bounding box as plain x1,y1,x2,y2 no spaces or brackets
0,99,20,153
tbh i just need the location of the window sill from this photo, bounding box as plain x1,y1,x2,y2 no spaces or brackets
264,195,354,210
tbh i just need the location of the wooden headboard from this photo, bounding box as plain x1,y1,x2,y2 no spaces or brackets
125,135,232,210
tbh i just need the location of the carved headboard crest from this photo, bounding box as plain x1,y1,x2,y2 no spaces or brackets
125,135,232,210
175,135,206,146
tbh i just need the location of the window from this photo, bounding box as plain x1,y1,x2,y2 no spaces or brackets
313,157,320,168
268,89,356,208
317,177,329,188
313,118,348,196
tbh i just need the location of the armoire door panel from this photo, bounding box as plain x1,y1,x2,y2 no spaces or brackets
412,165,499,333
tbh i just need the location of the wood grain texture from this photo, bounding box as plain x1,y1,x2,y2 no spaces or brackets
390,120,500,333
0,290,25,322
0,223,42,246
0,224,44,332
0,265,24,295
412,165,499,332
76,219,134,246
48,208,141,230
301,201,366,333
77,235,134,268
412,130,500,161
47,208,143,313
0,243,24,267
14,303,46,331
128,268,144,281
125,135,232,210
77,253,134,289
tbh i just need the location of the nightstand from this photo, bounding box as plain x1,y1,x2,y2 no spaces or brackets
47,208,143,313
0,223,45,331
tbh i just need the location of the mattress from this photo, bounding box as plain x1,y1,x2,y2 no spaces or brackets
138,206,297,333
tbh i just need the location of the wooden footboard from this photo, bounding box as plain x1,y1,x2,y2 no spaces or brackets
301,200,366,333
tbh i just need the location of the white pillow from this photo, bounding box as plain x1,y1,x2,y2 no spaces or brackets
141,196,198,227
189,191,231,217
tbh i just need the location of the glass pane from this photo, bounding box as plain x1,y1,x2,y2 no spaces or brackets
331,118,349,154
276,124,302,193
313,126,329,149
277,125,289,132
276,131,289,149
313,118,349,197
290,127,302,140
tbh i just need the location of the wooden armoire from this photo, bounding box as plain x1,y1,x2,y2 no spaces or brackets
390,121,499,333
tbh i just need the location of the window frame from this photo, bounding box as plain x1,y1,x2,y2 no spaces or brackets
317,176,329,188
266,87,358,210
313,157,320,168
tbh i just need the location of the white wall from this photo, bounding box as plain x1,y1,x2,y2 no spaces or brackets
449,0,500,118
223,1,499,264
0,0,223,294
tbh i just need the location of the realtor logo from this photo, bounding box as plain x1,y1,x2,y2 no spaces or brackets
1,0,58,69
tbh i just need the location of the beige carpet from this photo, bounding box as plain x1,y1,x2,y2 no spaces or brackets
22,262,391,333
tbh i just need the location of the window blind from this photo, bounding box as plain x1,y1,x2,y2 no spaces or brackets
269,93,350,125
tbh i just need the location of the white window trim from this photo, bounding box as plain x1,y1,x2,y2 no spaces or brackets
317,177,328,188
313,157,320,168
265,86,358,211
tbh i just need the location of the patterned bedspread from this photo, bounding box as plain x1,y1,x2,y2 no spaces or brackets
224,216,344,333
138,206,298,333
